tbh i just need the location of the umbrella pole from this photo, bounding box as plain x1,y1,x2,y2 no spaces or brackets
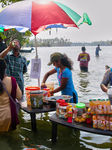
35,35,38,58
34,35,40,88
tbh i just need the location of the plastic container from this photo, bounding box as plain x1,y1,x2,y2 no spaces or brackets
30,90,44,109
93,114,97,128
76,103,86,117
103,99,107,114
45,82,54,96
107,99,111,114
97,114,101,129
56,99,65,116
42,88,50,102
106,115,110,130
25,86,40,106
100,114,105,130
67,108,73,123
73,105,77,119
93,99,97,114
97,99,103,114
107,86,112,105
59,102,68,118
86,108,91,124
90,99,95,115
66,104,72,113
110,115,112,130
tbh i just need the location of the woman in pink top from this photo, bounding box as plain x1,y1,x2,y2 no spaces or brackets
77,46,90,72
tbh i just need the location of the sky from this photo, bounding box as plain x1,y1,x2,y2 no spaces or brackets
34,0,112,43
1,0,112,43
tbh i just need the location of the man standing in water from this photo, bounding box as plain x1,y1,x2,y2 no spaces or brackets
95,44,102,57
0,39,27,94
77,46,90,72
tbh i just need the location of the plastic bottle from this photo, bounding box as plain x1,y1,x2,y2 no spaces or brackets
59,102,68,118
110,115,112,131
98,99,103,114
93,114,97,128
95,99,98,114
67,108,73,123
66,104,72,113
107,99,111,114
90,99,95,115
42,88,50,100
100,114,106,130
73,105,77,119
106,115,110,130
97,114,101,129
93,99,97,114
101,99,104,114
56,99,65,116
103,99,107,114
86,108,91,124
107,86,112,105
89,99,92,107
96,99,100,114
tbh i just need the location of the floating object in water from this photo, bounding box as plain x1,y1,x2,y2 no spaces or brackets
20,47,34,53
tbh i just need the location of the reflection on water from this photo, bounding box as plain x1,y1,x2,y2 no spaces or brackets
78,72,90,93
1,46,112,150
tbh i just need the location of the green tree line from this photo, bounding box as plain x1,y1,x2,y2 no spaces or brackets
24,38,112,47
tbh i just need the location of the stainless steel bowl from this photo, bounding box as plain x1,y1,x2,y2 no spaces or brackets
44,95,72,106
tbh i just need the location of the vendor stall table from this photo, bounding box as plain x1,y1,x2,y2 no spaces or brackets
20,97,56,131
49,113,112,142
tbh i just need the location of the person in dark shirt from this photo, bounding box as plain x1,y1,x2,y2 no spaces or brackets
95,44,102,57
0,37,6,53
77,46,90,72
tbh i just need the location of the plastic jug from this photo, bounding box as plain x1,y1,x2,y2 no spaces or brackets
25,86,40,106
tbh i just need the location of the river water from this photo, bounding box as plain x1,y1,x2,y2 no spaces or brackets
0,46,112,150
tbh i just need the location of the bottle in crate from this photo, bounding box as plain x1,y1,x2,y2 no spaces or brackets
97,99,103,114
97,114,101,129
90,99,95,115
93,114,97,128
100,114,106,130
110,115,112,131
107,99,111,114
103,99,107,114
106,115,110,130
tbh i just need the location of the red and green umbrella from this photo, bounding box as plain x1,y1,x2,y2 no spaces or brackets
0,0,92,35
0,0,92,86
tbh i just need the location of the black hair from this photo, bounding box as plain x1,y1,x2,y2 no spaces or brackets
60,54,73,70
0,58,7,95
82,46,86,51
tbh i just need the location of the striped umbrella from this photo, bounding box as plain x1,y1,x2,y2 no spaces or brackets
0,0,92,86
0,0,92,35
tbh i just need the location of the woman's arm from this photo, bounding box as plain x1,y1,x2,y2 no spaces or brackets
50,77,68,95
16,84,22,100
100,69,111,93
41,68,56,88
100,84,108,92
